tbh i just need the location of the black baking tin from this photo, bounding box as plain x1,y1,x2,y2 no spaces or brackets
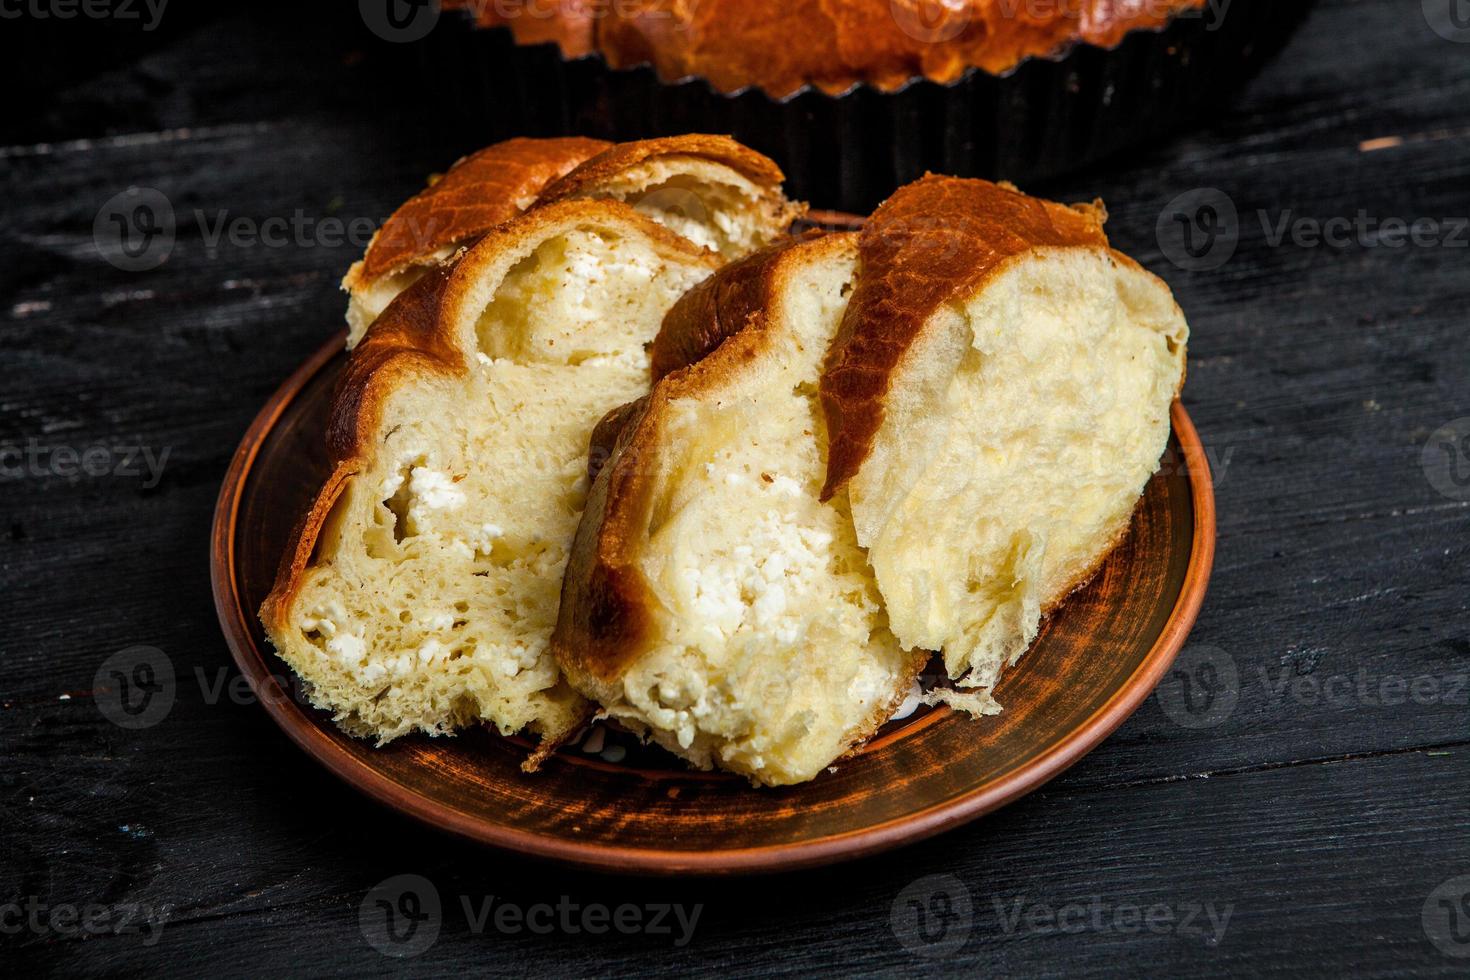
419,1,1314,212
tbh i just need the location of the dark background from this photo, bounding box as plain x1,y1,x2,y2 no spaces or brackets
3,0,1469,975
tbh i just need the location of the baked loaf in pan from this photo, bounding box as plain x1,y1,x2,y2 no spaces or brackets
342,134,802,348
450,0,1209,97
262,137,802,754
554,176,1188,784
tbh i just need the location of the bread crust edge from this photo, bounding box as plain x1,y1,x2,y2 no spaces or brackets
261,198,718,667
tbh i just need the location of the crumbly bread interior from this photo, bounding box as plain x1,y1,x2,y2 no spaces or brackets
586,240,918,786
277,225,712,742
848,248,1188,713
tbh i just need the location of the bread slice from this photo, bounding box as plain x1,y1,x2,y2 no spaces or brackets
534,134,803,261
821,176,1189,714
554,176,1189,784
552,233,927,786
261,200,722,749
343,135,803,349
342,137,608,349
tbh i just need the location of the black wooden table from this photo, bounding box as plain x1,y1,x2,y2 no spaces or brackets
3,2,1468,975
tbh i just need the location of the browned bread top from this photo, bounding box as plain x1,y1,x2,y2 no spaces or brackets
648,230,823,380
327,265,464,464
550,386,659,686
262,262,471,632
818,174,1109,499
357,136,609,281
455,0,1208,97
344,194,714,494
537,133,788,205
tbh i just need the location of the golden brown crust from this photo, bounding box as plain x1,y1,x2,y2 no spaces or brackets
585,400,646,483
554,235,835,687
818,174,1110,500
263,199,716,644
1081,0,1202,47
592,0,1208,97
445,0,597,56
354,134,792,299
261,264,467,635
347,132,794,467
551,393,663,686
328,263,468,460
258,461,356,636
356,137,609,282
648,230,822,379
537,133,787,204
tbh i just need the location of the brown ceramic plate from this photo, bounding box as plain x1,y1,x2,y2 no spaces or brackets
211,290,1215,877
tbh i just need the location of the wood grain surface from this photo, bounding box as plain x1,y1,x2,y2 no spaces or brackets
2,0,1468,975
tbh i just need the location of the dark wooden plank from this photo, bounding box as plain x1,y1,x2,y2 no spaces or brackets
3,747,1466,976
0,6,421,147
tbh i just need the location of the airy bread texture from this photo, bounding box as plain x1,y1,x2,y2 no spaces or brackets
262,200,721,748
553,234,926,786
450,0,1209,97
555,176,1188,783
823,176,1188,713
343,135,802,349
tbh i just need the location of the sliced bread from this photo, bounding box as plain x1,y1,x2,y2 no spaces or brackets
553,233,927,786
342,137,608,348
554,177,1189,783
262,200,724,751
820,176,1188,713
343,135,803,348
